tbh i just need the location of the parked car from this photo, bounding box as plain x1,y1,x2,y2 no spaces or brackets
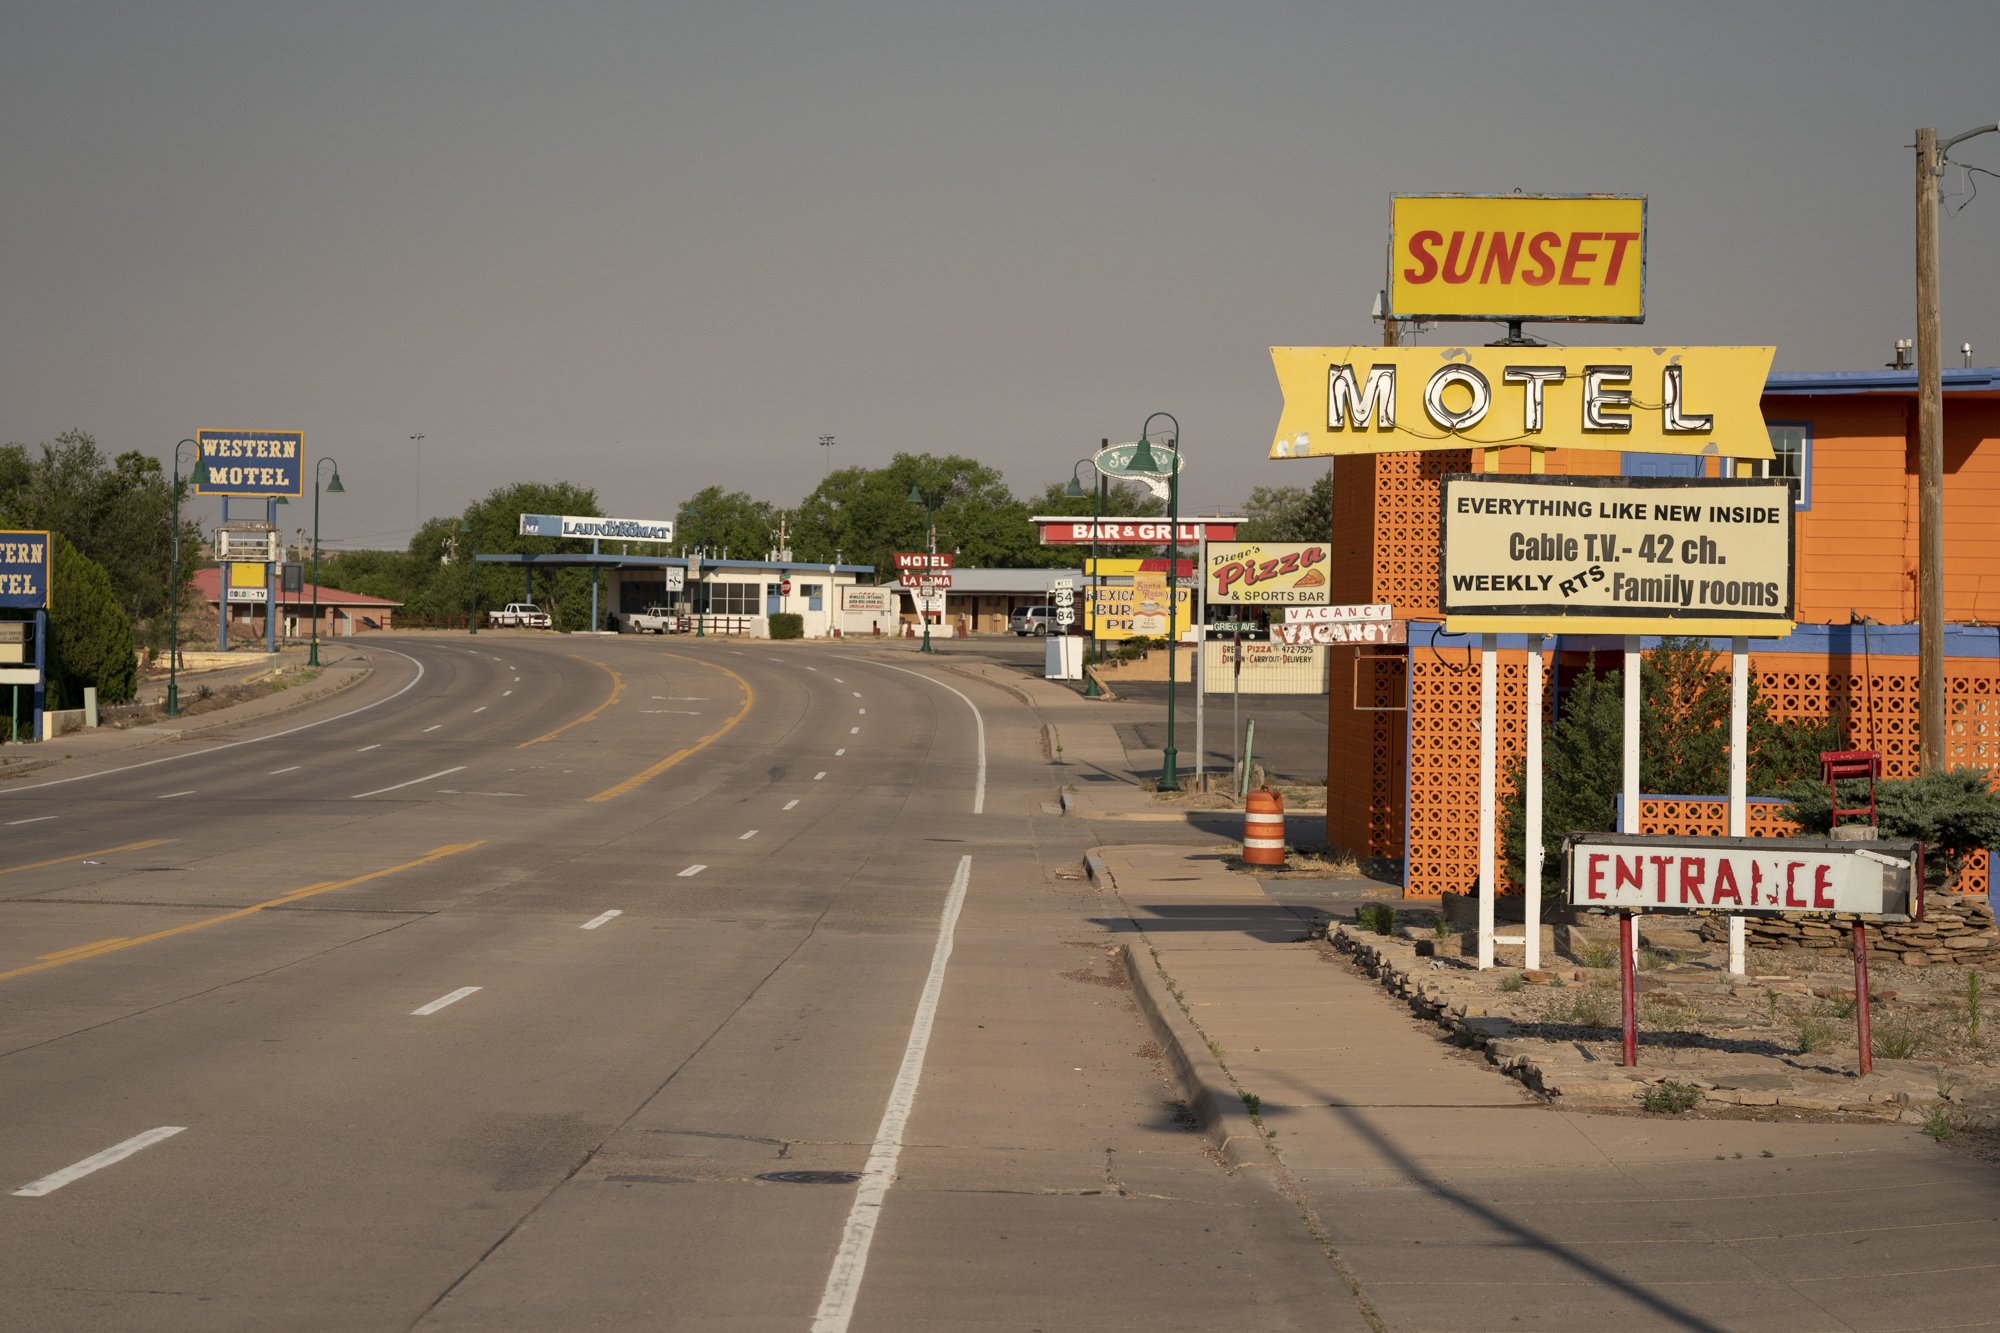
1009,605,1055,636
487,602,552,629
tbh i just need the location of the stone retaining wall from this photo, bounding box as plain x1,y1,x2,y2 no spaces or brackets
1696,890,2000,967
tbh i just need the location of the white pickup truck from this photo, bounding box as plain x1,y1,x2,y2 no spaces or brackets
487,602,552,629
623,605,678,634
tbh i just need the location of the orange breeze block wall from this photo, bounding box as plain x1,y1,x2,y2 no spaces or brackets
1398,646,1998,899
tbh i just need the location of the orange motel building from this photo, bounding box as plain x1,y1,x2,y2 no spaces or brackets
1324,367,2000,898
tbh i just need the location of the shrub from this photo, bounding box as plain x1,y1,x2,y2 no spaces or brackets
768,612,804,640
1784,767,2000,893
45,530,137,709
1643,1080,1702,1114
1355,903,1395,935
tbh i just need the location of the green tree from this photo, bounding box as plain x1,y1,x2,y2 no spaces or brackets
675,487,781,562
0,431,196,648
43,529,136,709
1502,660,1625,896
791,453,1037,573
1236,470,1333,544
1783,768,2000,894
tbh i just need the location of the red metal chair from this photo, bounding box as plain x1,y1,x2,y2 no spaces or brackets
1820,749,1881,827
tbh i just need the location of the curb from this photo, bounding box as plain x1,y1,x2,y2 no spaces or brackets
1086,852,1273,1175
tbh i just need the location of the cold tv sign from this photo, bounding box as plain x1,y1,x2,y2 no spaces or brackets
196,430,304,498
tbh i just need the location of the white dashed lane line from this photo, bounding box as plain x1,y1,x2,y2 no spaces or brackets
5,816,56,826
269,767,300,775
814,772,827,781
423,725,443,733
850,727,860,735
739,830,758,840
158,791,196,800
358,744,381,752
580,910,622,930
784,800,800,810
474,706,487,714
412,987,481,1016
858,708,866,715
12,1127,187,1198
678,865,706,878
351,766,466,799
835,748,845,756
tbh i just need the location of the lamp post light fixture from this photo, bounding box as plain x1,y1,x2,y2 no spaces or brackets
907,484,936,653
1130,414,1183,791
1065,456,1104,697
166,438,210,717
308,456,344,667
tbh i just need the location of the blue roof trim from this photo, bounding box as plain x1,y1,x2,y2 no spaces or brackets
1764,368,2000,394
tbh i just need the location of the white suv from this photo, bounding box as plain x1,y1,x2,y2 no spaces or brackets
1009,606,1055,636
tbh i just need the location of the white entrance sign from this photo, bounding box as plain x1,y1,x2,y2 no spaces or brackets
1439,474,1796,635
1566,834,1920,920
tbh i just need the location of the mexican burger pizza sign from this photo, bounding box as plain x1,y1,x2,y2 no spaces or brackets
1205,542,1331,606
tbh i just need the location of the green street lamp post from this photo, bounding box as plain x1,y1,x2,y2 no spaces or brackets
308,457,344,666
166,438,209,717
907,484,935,653
458,519,474,633
1130,415,1182,791
1066,455,1103,697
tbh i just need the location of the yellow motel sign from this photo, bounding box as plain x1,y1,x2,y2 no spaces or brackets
1390,195,1646,323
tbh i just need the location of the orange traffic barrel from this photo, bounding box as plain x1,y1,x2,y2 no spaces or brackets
1242,787,1286,867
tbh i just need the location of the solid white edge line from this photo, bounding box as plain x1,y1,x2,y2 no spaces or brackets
13,1126,187,1198
351,766,466,799
158,791,196,799
0,647,431,797
677,864,705,877
5,815,57,825
412,986,481,1016
269,766,301,775
865,662,988,816
811,854,972,1333
580,910,622,930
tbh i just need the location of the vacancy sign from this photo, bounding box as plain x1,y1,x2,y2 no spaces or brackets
1567,834,1919,921
1438,474,1795,636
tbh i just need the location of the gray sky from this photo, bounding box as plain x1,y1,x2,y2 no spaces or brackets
5,1,1998,550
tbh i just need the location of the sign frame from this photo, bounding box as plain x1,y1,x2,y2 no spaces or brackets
0,530,52,611
1387,193,1647,325
195,430,305,499
1437,473,1796,636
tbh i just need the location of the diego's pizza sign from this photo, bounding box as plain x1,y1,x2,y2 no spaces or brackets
1205,542,1331,606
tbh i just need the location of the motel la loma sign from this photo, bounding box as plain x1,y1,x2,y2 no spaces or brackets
1268,345,1776,461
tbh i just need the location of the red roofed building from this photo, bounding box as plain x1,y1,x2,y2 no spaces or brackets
192,567,402,641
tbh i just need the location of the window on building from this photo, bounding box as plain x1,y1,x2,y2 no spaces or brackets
1752,423,1811,509
706,581,760,615
802,583,823,611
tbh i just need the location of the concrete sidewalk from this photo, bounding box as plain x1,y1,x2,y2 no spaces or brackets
999,663,2000,1332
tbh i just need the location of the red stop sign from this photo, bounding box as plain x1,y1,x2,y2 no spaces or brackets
780,579,792,595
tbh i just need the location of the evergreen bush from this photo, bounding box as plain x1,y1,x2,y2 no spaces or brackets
44,530,136,709
768,612,804,640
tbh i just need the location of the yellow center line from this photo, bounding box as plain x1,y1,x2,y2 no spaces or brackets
588,654,755,801
0,838,176,878
517,660,623,748
0,843,484,984
38,937,128,961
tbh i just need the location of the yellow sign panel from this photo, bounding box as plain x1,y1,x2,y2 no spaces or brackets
1439,474,1795,636
1268,345,1775,461
1088,585,1191,640
1205,542,1332,605
228,561,266,588
1390,195,1646,322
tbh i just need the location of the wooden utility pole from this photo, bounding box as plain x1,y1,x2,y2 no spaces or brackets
1916,127,1944,773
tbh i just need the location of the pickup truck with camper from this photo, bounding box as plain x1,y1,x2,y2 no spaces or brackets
487,602,552,629
622,605,678,634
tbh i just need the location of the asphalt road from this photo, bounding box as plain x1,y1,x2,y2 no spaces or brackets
0,634,1345,1331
